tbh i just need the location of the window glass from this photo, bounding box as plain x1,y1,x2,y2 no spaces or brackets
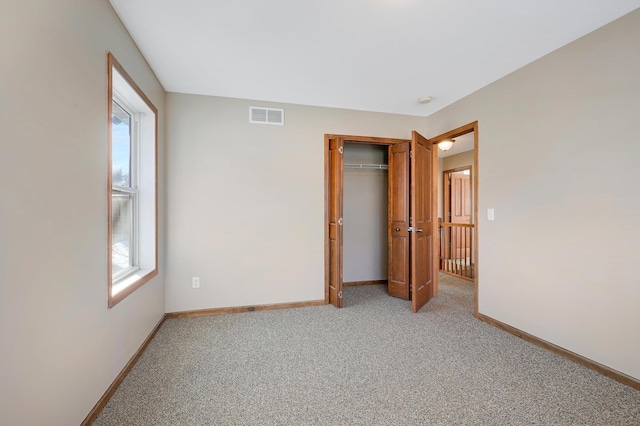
111,191,133,277
111,101,131,187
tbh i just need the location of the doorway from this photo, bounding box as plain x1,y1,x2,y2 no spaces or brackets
431,122,479,316
324,132,437,313
441,166,474,279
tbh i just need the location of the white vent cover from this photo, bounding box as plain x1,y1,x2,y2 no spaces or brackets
250,106,284,125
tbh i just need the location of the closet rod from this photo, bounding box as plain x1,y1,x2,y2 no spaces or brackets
344,163,388,170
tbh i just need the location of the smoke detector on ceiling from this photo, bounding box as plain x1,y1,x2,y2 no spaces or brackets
418,96,432,104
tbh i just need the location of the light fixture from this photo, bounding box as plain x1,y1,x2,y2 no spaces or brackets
418,96,432,104
438,139,455,151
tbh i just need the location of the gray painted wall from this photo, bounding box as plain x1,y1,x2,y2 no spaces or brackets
343,144,388,282
425,9,640,380
0,0,166,424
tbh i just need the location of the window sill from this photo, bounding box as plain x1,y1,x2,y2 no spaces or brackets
109,268,157,308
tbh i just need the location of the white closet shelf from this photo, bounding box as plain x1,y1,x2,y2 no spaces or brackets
344,163,388,170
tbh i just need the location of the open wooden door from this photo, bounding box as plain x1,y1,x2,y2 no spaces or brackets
411,131,435,313
328,137,344,307
387,143,410,299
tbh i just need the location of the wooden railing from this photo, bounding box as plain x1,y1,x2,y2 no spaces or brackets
439,221,475,280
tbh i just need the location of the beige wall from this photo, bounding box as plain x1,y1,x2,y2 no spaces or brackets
165,93,427,312
425,9,640,380
442,150,474,172
343,144,388,282
0,1,166,424
437,157,444,219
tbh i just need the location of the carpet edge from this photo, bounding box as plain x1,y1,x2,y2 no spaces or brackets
477,313,640,391
81,314,167,425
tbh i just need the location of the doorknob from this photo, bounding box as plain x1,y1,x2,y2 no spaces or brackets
408,227,423,233
395,228,400,232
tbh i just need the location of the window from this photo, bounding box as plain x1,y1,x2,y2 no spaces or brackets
107,53,158,307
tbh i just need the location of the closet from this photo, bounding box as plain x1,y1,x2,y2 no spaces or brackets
325,132,435,313
343,143,389,286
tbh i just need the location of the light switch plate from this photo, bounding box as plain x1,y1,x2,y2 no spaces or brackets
487,208,495,221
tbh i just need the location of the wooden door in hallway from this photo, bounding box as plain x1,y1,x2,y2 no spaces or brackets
450,170,471,258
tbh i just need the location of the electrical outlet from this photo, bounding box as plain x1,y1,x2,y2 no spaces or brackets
192,277,200,289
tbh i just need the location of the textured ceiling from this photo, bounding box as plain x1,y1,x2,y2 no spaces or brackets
109,0,640,116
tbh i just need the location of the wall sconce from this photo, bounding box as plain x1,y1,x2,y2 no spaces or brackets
438,139,455,152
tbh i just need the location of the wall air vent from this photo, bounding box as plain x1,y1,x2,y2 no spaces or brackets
250,106,284,125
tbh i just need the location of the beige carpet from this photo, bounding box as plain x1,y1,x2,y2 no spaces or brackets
95,274,639,425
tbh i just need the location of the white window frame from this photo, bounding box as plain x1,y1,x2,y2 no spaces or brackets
111,96,140,282
107,53,158,308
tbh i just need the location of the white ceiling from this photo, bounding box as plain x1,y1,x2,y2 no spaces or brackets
109,0,640,117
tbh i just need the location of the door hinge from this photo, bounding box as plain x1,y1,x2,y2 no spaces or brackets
338,146,343,154
338,291,343,298
409,151,412,158
338,218,343,226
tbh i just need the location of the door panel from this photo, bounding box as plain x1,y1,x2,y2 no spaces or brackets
328,137,344,307
388,143,410,299
411,131,434,313
451,172,472,259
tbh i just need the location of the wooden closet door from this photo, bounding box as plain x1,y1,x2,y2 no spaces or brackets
411,131,435,313
388,142,410,300
328,137,344,307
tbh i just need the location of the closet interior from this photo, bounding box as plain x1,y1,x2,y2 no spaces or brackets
343,143,389,287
